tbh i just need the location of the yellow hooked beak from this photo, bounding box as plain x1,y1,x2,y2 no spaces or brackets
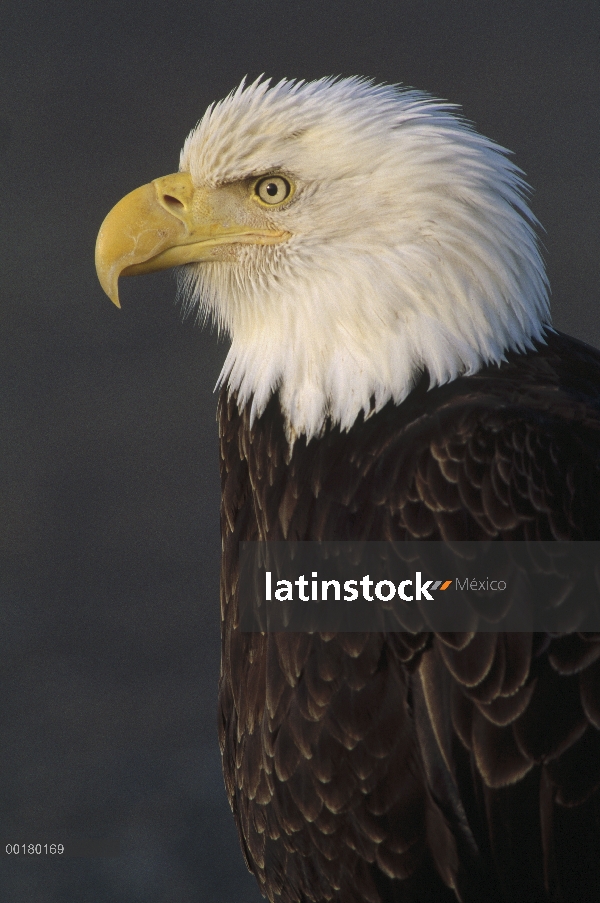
95,172,290,308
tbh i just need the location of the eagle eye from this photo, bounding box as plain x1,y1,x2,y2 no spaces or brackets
254,176,292,206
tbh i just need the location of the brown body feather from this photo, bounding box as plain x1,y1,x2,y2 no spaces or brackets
218,331,600,903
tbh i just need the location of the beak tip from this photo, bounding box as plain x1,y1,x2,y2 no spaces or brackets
95,257,122,309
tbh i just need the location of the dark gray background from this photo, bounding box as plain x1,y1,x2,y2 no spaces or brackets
0,1,598,901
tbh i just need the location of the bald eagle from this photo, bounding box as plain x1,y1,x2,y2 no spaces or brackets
96,78,600,903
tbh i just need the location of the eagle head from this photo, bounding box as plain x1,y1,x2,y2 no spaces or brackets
96,76,549,441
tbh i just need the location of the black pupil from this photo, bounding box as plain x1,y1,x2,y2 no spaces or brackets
266,182,278,196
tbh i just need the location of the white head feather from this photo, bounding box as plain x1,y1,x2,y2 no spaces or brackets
178,76,550,443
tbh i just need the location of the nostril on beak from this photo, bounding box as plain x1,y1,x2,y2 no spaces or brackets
163,194,185,210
